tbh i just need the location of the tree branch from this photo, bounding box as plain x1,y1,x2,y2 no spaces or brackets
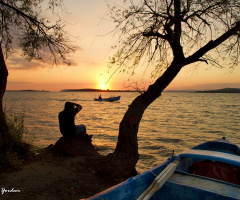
142,31,168,40
0,0,75,65
0,1,51,29
143,0,169,19
174,0,181,43
184,3,218,22
186,21,240,64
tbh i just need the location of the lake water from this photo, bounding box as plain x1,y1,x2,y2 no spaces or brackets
3,91,240,173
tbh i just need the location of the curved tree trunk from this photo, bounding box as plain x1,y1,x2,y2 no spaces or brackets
0,44,9,141
97,22,240,178
95,59,185,178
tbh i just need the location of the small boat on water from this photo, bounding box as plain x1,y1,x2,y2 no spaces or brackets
88,137,240,200
94,96,121,102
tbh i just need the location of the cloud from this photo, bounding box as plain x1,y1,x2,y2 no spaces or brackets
4,40,103,71
6,50,79,70
6,57,46,70
7,81,34,84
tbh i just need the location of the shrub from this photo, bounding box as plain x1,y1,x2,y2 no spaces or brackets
0,108,32,169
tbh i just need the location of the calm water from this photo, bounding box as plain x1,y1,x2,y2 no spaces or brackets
3,91,240,172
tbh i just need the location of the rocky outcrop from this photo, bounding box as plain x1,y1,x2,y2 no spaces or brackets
54,134,99,157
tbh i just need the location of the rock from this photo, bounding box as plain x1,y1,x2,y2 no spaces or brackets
54,134,98,157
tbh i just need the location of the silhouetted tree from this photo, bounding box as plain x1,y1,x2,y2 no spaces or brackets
0,1,74,143
97,0,240,177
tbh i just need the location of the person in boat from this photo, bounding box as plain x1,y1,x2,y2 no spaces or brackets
99,95,102,99
58,102,86,137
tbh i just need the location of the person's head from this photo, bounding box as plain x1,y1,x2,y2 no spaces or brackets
65,102,74,110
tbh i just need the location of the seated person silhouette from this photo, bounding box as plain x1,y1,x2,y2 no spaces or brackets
58,102,86,138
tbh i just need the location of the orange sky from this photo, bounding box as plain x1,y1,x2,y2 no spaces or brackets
5,0,240,91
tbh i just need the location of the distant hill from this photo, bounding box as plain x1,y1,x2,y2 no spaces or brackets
196,88,240,93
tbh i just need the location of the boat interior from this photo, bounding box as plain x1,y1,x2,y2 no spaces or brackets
149,154,240,200
154,142,240,200
176,139,240,184
149,139,240,199
176,157,240,185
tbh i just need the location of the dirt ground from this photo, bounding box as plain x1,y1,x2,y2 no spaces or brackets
0,146,123,200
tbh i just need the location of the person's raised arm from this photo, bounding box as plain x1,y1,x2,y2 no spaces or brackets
72,102,82,111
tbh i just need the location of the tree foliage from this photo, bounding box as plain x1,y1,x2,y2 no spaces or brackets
0,0,74,65
107,0,240,79
0,0,74,163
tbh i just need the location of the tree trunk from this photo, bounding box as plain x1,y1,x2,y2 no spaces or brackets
0,44,9,140
96,60,185,178
102,21,240,176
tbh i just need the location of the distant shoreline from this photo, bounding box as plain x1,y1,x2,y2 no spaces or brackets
60,89,139,92
6,90,50,92
195,88,240,93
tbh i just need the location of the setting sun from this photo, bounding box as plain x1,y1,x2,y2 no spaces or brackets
101,84,106,89
98,82,109,90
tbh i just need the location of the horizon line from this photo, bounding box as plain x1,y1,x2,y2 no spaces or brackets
6,87,240,93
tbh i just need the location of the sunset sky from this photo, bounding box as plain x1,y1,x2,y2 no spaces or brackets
6,0,240,91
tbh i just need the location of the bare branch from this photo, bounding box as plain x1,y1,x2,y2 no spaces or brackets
187,21,240,64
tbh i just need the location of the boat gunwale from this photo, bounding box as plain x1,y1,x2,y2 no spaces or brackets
179,149,240,167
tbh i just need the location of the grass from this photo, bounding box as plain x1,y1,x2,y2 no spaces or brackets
0,108,33,169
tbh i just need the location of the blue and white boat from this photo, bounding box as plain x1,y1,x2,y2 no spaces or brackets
88,137,240,200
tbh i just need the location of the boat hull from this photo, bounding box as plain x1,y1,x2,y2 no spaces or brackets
94,96,121,102
88,138,240,200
